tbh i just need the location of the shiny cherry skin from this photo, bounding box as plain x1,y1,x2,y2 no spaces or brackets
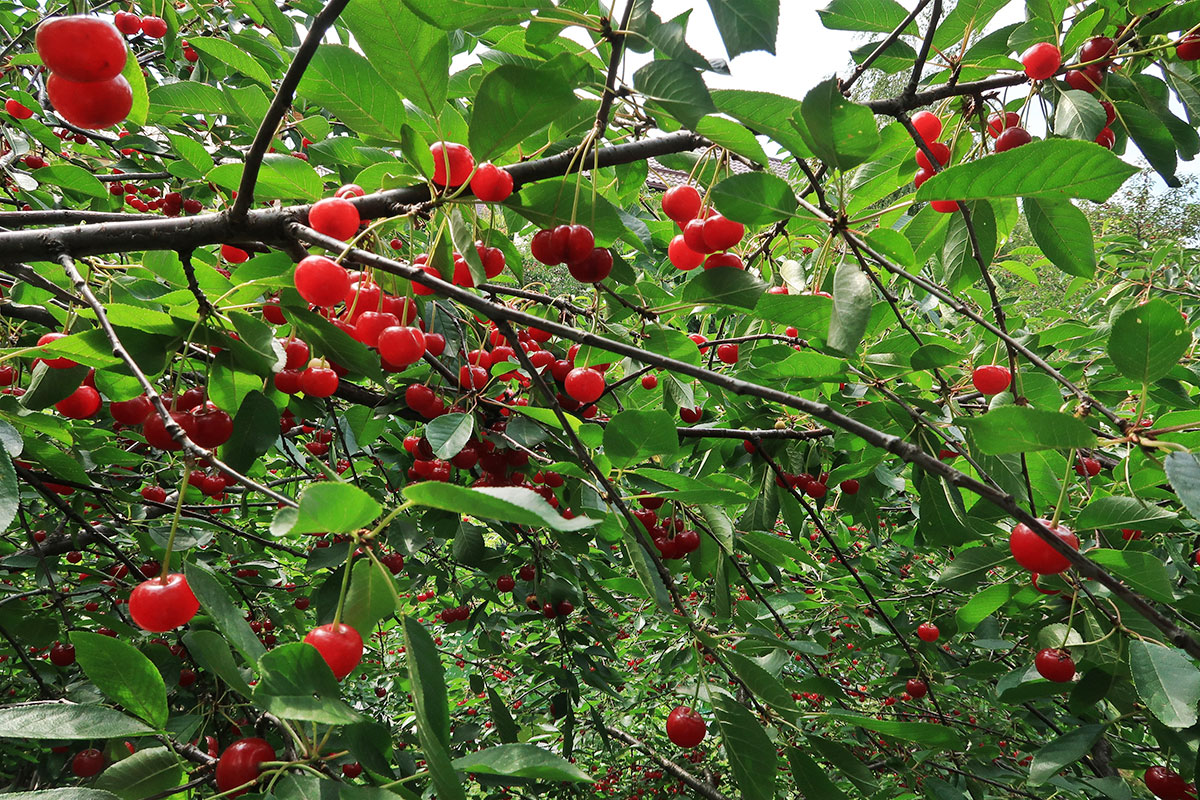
1009,519,1078,574
665,705,706,748
1145,766,1193,800
916,622,939,642
661,185,702,224
304,623,364,680
971,364,1011,395
129,573,199,632
307,197,360,241
109,394,153,425
377,326,426,367
36,16,127,81
46,73,132,130
906,678,928,699
668,235,704,270
470,162,513,202
71,747,105,777
139,15,167,38
143,410,187,451
910,110,942,144
294,255,350,307
113,11,141,35
702,213,744,251
430,142,474,187
497,575,515,592
56,385,101,419
994,126,1033,152
6,98,32,119
300,365,339,398
1178,33,1200,61
1034,647,1076,682
215,738,276,796
915,141,950,171
1020,42,1062,80
564,368,605,404
189,403,233,448
567,248,613,283
49,642,76,666
37,332,77,369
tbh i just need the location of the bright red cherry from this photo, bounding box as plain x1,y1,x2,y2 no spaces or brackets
139,15,167,38
377,326,426,367
143,410,186,451
71,747,105,777
1145,766,1193,800
308,197,360,241
190,403,233,448
215,738,276,796
300,364,339,398
994,126,1033,152
905,678,928,699
931,200,959,213
221,244,249,264
1095,127,1115,149
1079,36,1116,67
294,255,350,307
1122,528,1144,541
470,162,513,202
915,141,950,171
1009,519,1078,574
430,142,474,187
562,225,595,263
1065,65,1102,92
564,368,605,404
37,332,77,369
5,98,32,119
1178,33,1200,61
716,343,739,364
113,11,141,35
910,110,942,144
49,642,75,666
971,364,1011,395
335,183,365,199
36,17,127,81
280,338,311,369
1020,42,1062,80
567,248,613,283
661,185,702,224
665,706,706,748
56,385,101,419
304,623,363,680
1034,647,1075,682
704,252,743,270
668,235,704,270
913,167,933,188
352,312,397,347
1075,456,1102,477
702,214,744,251
987,111,1021,138
129,573,199,632
683,218,712,253
46,73,131,129
531,228,564,265
641,374,658,389
916,622,939,642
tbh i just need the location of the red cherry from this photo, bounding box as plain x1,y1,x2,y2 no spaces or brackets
294,255,350,307
72,747,106,777
931,200,959,213
1009,519,1078,574
679,406,702,424
190,403,233,448
840,479,860,494
1178,33,1200,61
221,244,250,264
1065,65,1102,92
562,225,595,263
661,185,702,224
994,126,1033,152
139,15,167,38
987,111,1021,138
1034,647,1075,682
497,575,515,592
668,235,704,270
304,623,363,680
430,142,474,187
5,98,32,119
916,622,939,642
458,364,488,390
716,343,739,364
915,141,950,171
262,301,286,324
49,642,75,666
704,252,744,270
665,706,706,748
1095,127,1116,149
113,11,141,35
567,248,613,283
1100,100,1115,124
641,374,658,389
1079,36,1116,67
279,338,310,369
702,214,744,251
143,410,187,451
913,168,933,189
910,110,942,144
215,738,276,796
1020,42,1062,80
342,762,363,779
300,365,339,398
377,326,426,367
335,183,365,199
682,218,712,253
350,312,396,347
564,368,605,404
129,573,199,632
36,17,127,81
1145,766,1192,800
308,197,360,241
971,364,1011,395
905,678,928,699
47,73,132,130
1122,528,1144,541
470,162,513,202
531,228,564,265
36,333,75,369
56,384,101,419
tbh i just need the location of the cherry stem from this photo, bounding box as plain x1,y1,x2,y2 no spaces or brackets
1060,589,1079,649
331,537,356,628
159,464,191,582
1050,448,1074,528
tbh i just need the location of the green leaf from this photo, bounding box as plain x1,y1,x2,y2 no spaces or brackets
705,0,779,57
1115,100,1179,186
403,482,598,531
824,709,963,748
342,557,397,634
284,482,382,536
487,687,519,743
401,0,542,30
149,82,231,118
1088,549,1176,604
183,561,266,665
786,746,849,800
711,89,812,158
793,79,880,170
817,0,911,32
1129,639,1200,729
120,53,149,129
712,693,778,800
711,173,797,226
1023,197,1096,277
723,649,799,714
222,390,278,473
604,410,679,469
1107,299,1191,384
681,267,768,309
955,584,1012,632
1053,89,1106,141
207,154,322,202
0,452,18,535
188,36,272,86
296,45,405,141
425,412,474,460
0,702,152,739
254,642,362,725
826,257,873,356
181,630,253,697
342,0,447,115
94,747,183,800
1029,726,1104,786
32,164,107,199
71,632,167,729
452,744,593,782
961,406,1097,454
916,139,1139,202
633,60,717,129
1166,452,1200,523
469,64,581,160
1075,496,1178,532
402,616,467,800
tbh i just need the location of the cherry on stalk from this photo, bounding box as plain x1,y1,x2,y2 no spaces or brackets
971,364,1010,395
915,141,950,171
568,247,613,283
1034,647,1075,682
1145,766,1195,800
840,479,860,494
668,235,704,270
304,623,364,680
430,141,474,187
497,575,515,592
641,374,658,389
994,126,1033,152
37,332,77,369
1075,456,1101,477
221,244,249,264
683,218,711,253
47,73,132,129
36,17,127,81
5,98,32,119
56,385,101,419
49,642,75,666
1095,127,1116,149
300,362,339,398
913,168,933,189
294,255,350,307
190,403,233,448
1065,65,1103,92
716,343,739,364
680,406,702,424
661,185,702,224
910,110,942,144
143,410,187,451
470,162,513,202
308,197,361,241
335,183,365,199
702,214,744,251
905,678,928,699
987,111,1021,138
1079,36,1116,67
129,573,199,632
916,622,940,642
1177,33,1200,61
1020,42,1062,80
564,368,605,404
704,252,744,270
377,326,426,367
140,16,167,37
71,747,105,777
665,706,706,748
215,738,276,796
1009,519,1078,574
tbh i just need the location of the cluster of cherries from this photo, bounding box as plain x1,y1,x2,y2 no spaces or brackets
112,10,168,38
633,497,700,560
1018,36,1121,147
530,222,614,283
1145,766,1199,800
115,179,203,216
660,184,746,271
35,16,133,129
